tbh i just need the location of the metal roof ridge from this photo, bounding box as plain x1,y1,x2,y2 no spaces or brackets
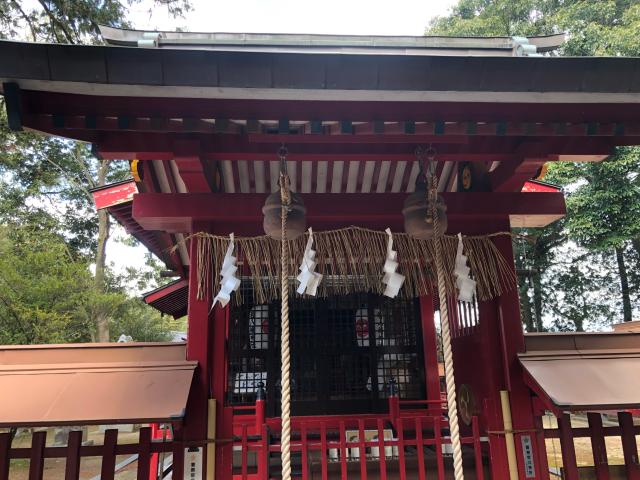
0,360,197,373
98,24,565,53
0,341,186,351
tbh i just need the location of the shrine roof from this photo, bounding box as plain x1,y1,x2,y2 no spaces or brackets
2,34,640,104
521,332,640,413
0,342,194,426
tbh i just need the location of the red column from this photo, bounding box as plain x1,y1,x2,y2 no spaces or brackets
419,295,441,414
211,304,233,480
491,228,546,479
183,231,212,457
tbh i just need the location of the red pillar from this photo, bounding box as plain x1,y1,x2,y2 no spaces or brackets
419,295,441,414
212,304,233,480
491,227,547,479
183,231,212,465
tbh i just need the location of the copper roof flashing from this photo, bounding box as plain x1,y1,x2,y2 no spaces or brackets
0,342,195,427
521,332,640,413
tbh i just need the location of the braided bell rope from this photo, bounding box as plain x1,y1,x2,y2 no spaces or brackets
429,170,464,480
279,170,292,480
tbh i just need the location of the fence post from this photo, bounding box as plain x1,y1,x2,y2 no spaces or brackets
28,430,46,480
172,425,185,480
587,413,609,480
256,382,266,434
137,427,152,480
100,429,118,480
65,430,83,480
557,413,579,480
618,412,640,480
387,378,400,423
0,432,12,480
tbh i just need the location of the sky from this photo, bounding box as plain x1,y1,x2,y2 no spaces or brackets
109,0,460,294
128,0,459,36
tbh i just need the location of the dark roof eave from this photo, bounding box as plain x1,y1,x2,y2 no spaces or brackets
2,39,640,97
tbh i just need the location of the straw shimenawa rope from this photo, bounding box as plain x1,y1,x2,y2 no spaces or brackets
429,169,464,480
279,170,292,480
189,228,516,305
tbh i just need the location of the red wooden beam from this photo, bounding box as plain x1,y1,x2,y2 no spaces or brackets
86,131,616,161
91,180,137,210
131,191,566,233
21,90,640,123
247,133,469,144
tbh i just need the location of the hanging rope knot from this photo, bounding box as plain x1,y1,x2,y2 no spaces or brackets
278,145,292,208
280,172,291,207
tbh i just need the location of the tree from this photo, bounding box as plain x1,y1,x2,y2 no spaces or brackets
0,0,190,341
548,150,640,321
428,0,640,327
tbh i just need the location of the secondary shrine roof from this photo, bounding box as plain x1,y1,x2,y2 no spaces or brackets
521,332,640,413
0,342,195,426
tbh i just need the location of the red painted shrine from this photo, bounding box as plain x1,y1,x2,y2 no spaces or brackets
1,28,640,479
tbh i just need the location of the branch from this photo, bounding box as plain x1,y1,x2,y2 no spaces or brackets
41,156,93,202
36,0,76,44
10,0,39,41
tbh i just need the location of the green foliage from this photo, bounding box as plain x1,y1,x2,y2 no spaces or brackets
0,0,191,344
547,150,640,252
110,300,177,343
0,0,190,44
0,225,92,344
0,221,175,344
428,0,640,57
431,0,640,329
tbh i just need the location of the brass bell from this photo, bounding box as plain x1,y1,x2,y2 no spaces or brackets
262,191,307,240
402,175,447,240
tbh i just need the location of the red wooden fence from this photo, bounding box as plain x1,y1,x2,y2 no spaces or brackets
232,412,487,480
542,411,640,480
0,427,182,480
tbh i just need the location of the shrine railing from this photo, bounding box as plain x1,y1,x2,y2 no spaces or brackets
541,411,640,479
0,426,182,480
231,395,488,480
232,415,486,480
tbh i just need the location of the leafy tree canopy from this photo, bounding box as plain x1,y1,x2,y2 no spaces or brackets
429,0,640,329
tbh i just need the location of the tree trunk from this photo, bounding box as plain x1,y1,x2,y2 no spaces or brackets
632,238,640,268
519,280,534,332
94,159,111,341
532,273,544,332
615,246,633,322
